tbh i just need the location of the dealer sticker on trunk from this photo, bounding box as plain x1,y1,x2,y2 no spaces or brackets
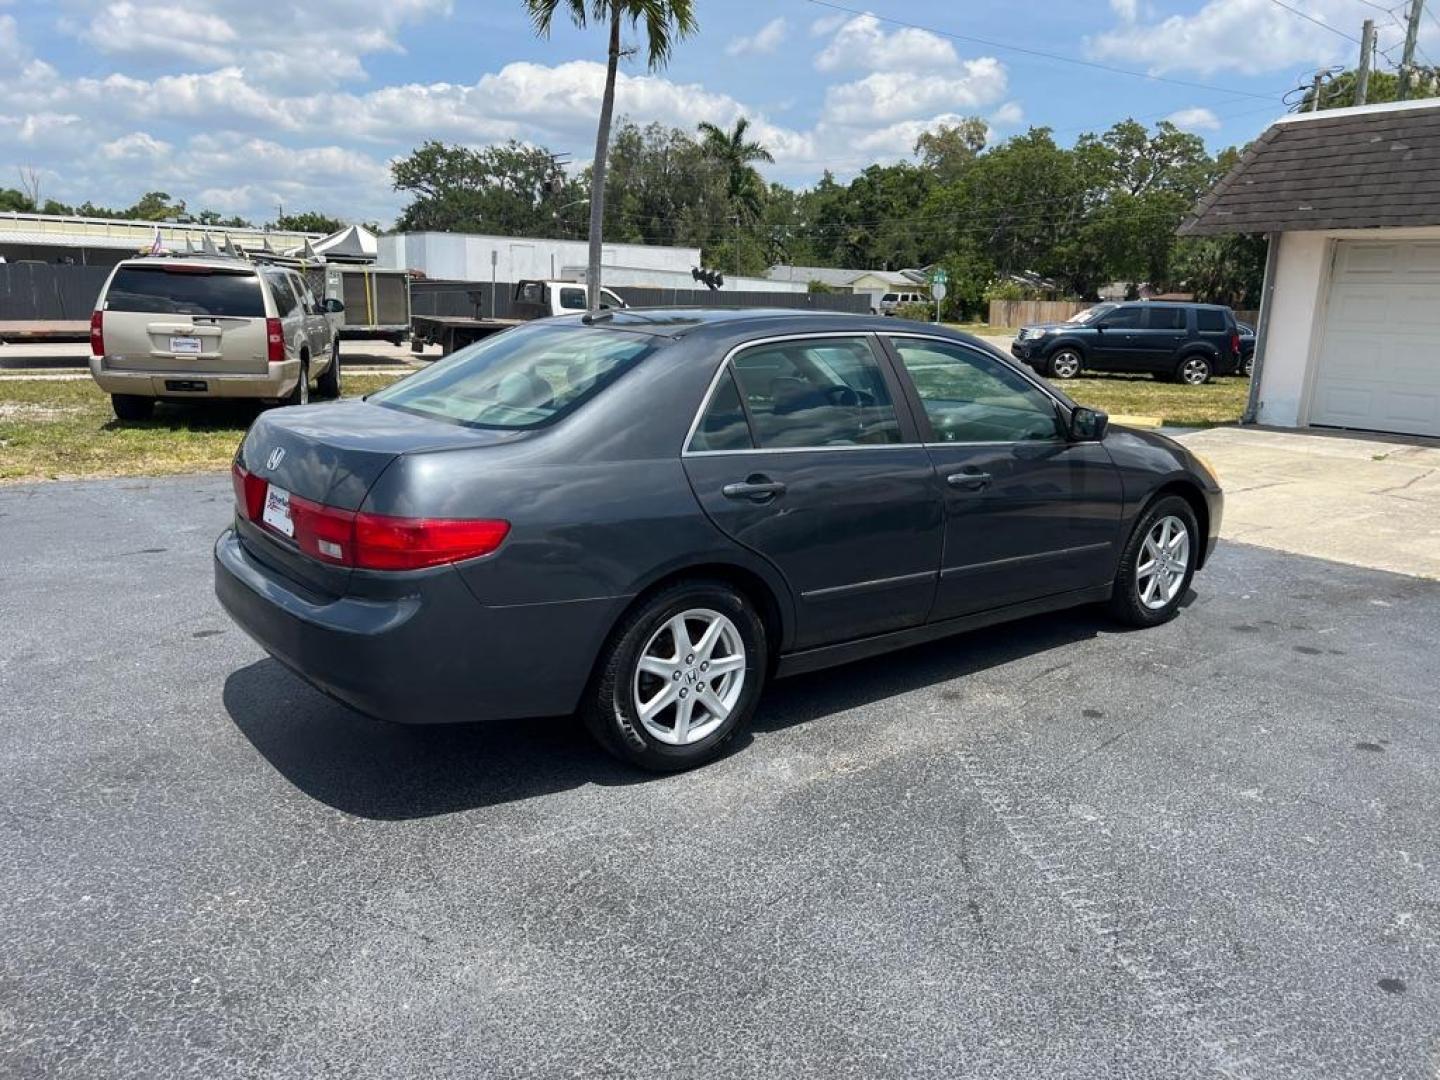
262,485,294,538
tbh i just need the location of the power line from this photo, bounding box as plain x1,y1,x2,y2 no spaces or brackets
801,0,1284,101
1264,0,1364,42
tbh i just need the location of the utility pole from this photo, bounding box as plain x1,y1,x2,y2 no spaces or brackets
1399,0,1425,100
1357,19,1375,105
1310,71,1325,111
733,214,741,280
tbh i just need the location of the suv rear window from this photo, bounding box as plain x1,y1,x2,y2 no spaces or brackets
105,265,264,317
370,322,652,430
1196,309,1226,332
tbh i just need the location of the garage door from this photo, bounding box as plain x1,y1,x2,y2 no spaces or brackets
1311,240,1440,438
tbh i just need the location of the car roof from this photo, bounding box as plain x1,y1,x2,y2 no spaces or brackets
117,254,261,273
564,307,937,340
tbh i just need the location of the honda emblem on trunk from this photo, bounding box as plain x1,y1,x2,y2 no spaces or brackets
266,447,285,471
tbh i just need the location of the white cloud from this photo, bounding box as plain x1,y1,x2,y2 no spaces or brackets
1110,0,1139,21
815,14,959,73
821,60,1008,125
809,12,849,37
990,101,1025,127
726,17,787,57
1166,106,1221,131
1088,0,1377,75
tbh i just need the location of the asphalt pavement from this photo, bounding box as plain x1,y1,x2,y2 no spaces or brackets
2,474,1437,1079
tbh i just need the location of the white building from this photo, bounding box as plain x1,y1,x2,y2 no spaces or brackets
1182,100,1440,440
0,211,322,266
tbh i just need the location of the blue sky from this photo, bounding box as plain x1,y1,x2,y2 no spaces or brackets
1,0,1431,225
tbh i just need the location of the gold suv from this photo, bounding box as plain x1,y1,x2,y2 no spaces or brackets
89,255,344,419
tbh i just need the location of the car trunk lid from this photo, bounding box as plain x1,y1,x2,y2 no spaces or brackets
234,399,526,595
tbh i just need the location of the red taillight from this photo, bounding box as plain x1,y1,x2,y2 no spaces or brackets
231,463,267,522
1230,331,1241,356
233,461,508,570
265,317,285,363
90,310,104,356
352,514,511,571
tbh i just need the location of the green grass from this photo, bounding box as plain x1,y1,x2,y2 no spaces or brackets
1049,374,1248,427
0,374,403,483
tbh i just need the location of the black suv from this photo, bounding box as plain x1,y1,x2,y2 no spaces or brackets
1011,302,1242,385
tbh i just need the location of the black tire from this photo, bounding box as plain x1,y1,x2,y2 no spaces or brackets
1175,353,1212,386
1242,353,1255,378
316,341,340,399
583,578,768,772
1047,348,1083,379
284,354,310,406
111,394,154,421
1107,494,1200,628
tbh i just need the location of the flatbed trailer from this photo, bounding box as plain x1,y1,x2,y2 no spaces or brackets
0,320,89,344
409,314,521,355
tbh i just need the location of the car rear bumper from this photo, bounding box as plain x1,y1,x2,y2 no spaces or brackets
214,527,621,725
91,356,300,399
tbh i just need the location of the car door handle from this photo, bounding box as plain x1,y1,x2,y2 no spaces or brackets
947,470,992,490
723,477,787,501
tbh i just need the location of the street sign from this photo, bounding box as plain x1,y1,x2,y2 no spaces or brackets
932,282,948,301
931,269,949,285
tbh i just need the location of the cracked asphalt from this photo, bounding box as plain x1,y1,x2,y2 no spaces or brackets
2,473,1437,1079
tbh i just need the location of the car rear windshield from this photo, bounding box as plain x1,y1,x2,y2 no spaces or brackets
104,265,265,317
369,322,653,430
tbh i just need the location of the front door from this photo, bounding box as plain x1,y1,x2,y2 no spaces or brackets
1090,304,1146,370
882,335,1124,620
682,334,943,650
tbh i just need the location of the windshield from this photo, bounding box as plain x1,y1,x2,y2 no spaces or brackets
369,322,653,430
105,265,264,317
1066,304,1116,325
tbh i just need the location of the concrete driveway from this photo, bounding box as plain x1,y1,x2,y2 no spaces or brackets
2,474,1438,1078
1176,426,1440,579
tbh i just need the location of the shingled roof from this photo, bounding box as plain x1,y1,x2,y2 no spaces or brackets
1180,99,1440,236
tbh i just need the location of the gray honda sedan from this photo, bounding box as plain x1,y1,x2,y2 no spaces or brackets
216,309,1223,771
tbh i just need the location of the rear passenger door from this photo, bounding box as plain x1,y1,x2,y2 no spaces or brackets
682,334,944,650
1137,306,1189,369
1090,304,1145,370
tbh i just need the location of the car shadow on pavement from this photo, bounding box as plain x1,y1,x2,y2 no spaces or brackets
224,602,1126,821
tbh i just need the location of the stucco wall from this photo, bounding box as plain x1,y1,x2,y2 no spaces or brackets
1256,231,1330,428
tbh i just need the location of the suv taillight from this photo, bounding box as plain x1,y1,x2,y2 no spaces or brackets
265,317,285,363
1230,330,1240,356
90,310,104,356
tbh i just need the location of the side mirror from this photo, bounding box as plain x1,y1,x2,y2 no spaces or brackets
1069,406,1109,441
322,298,344,314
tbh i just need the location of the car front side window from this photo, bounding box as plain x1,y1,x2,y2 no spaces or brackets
889,338,1062,444
727,337,903,449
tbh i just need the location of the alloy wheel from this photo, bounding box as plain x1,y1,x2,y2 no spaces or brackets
1180,357,1209,385
1051,350,1081,379
631,608,746,746
1136,515,1190,610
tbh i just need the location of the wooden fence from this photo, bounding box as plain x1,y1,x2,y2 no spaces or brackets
988,300,1088,327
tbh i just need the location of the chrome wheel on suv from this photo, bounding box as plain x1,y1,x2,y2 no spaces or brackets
1178,355,1211,385
1049,349,1082,379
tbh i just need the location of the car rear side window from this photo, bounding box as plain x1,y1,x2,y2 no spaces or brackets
1195,309,1225,332
888,338,1061,443
689,369,753,452
104,266,264,317
727,337,902,449
263,271,299,317
369,322,652,430
1148,307,1187,331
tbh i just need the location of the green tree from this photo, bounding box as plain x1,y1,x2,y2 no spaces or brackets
392,140,583,234
126,191,186,221
0,188,35,213
271,211,345,234
1173,234,1268,308
913,118,987,184
697,116,774,221
1300,68,1439,110
525,0,696,308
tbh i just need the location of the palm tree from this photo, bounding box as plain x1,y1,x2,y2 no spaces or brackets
525,0,697,309
697,117,775,222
